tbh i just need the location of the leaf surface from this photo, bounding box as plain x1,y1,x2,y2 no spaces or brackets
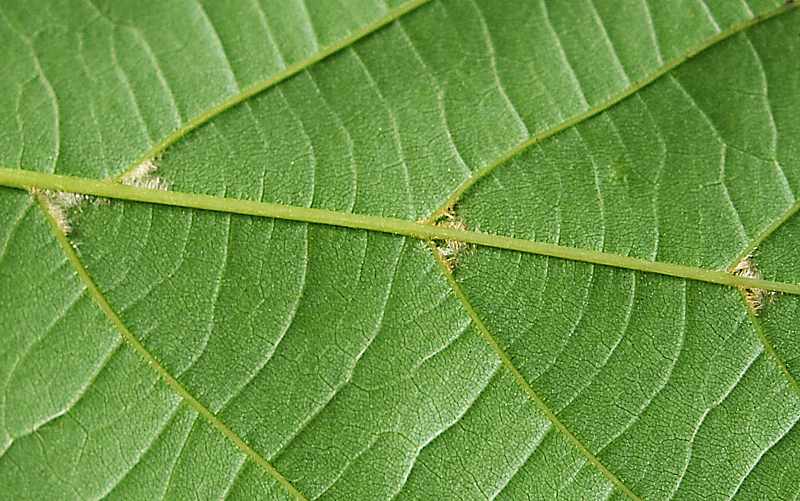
2,1,800,499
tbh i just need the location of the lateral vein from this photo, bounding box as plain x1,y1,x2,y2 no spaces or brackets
430,1,799,218
427,243,642,500
112,0,434,182
31,191,308,501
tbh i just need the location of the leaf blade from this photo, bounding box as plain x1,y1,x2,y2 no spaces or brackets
3,1,800,499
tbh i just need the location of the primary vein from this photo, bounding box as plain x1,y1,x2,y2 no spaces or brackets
3,167,799,296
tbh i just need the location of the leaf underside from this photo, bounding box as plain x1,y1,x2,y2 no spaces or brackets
2,1,800,500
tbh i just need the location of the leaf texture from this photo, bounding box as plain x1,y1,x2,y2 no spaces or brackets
2,1,800,500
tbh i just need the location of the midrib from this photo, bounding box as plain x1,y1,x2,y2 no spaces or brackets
2,167,799,296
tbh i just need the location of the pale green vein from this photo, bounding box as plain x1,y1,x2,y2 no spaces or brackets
728,201,800,399
112,0,433,182
730,198,800,271
740,295,800,397
427,243,641,500
3,167,800,297
430,0,799,219
31,191,307,501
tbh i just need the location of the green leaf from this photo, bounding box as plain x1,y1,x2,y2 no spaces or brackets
2,1,800,499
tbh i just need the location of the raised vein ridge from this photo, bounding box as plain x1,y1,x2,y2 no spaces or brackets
2,168,799,297
32,191,307,501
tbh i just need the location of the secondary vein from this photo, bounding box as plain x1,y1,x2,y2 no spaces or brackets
729,198,800,271
112,0,434,182
728,204,800,402
740,294,800,397
31,191,308,501
2,167,799,296
427,243,642,500
430,1,799,219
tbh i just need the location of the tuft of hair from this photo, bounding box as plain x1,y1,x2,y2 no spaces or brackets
33,189,92,235
733,255,773,313
122,159,169,191
432,208,469,271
